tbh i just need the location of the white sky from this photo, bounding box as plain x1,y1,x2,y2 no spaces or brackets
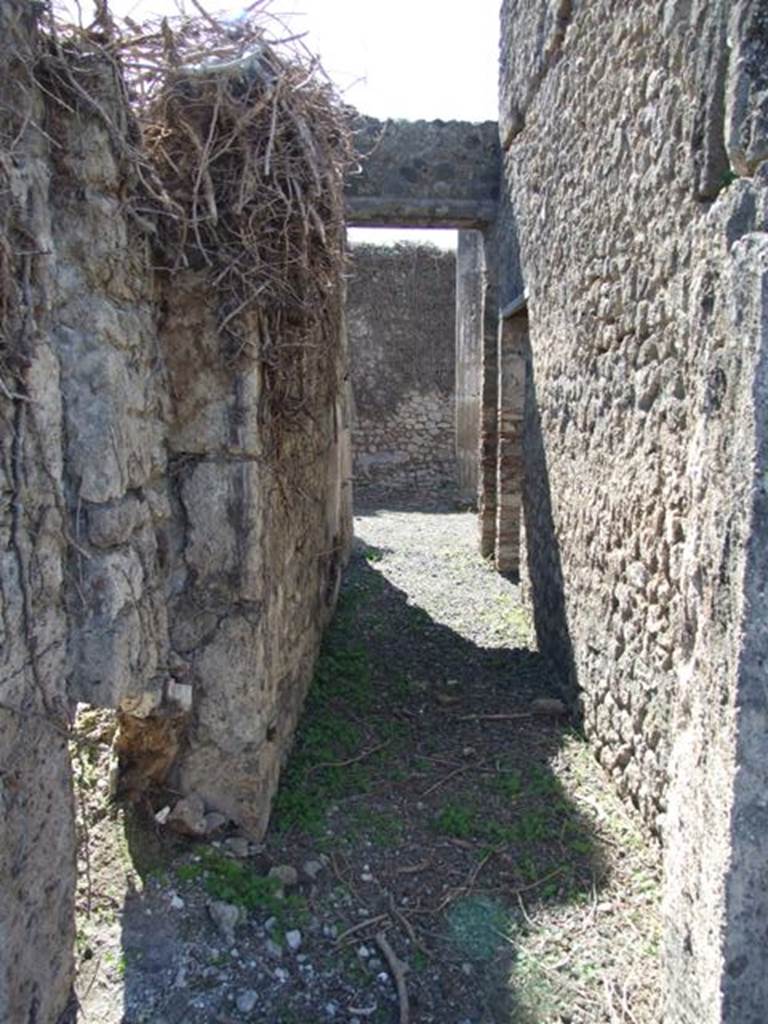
80,0,501,247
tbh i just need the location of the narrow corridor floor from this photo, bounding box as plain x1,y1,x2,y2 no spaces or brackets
74,496,662,1024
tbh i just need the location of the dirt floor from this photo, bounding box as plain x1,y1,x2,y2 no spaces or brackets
73,492,662,1024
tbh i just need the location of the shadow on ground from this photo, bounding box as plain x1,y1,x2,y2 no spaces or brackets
74,503,659,1024
265,537,614,1023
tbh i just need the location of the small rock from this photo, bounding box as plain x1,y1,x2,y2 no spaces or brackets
325,1002,339,1019
224,836,250,858
236,990,258,1015
530,697,567,717
154,805,171,825
285,929,302,952
264,916,278,931
170,893,185,910
268,864,299,888
208,900,240,944
166,679,193,712
360,871,374,882
265,939,283,959
357,945,371,959
303,859,325,880
274,967,290,983
436,692,459,705
322,924,338,939
168,794,207,837
204,812,228,836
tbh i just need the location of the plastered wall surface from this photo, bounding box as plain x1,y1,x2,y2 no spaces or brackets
499,1,768,1020
346,243,457,494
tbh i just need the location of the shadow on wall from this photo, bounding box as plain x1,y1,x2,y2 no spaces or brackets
521,334,579,706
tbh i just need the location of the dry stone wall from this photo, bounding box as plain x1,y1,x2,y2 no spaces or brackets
500,1,768,1021
346,243,456,494
0,9,351,1021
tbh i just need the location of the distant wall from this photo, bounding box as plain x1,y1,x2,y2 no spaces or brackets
346,243,456,494
499,1,768,1021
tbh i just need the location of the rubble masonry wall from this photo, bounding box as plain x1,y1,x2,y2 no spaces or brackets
499,2,768,1020
346,243,456,494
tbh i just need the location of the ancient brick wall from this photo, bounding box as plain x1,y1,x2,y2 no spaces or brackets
346,243,457,494
0,10,351,1020
499,1,768,1020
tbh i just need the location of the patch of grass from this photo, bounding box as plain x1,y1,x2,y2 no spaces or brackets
349,807,404,847
362,544,385,563
434,797,562,849
492,768,523,800
411,949,429,972
185,848,308,923
481,595,534,643
720,168,739,190
434,802,475,840
271,610,374,834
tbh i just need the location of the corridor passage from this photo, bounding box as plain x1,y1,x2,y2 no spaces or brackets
74,493,661,1024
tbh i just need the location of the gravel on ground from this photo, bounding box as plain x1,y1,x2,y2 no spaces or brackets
73,491,662,1024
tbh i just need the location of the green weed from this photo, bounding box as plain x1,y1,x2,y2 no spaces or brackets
179,849,307,924
362,545,385,563
271,618,373,833
434,802,475,840
349,807,404,847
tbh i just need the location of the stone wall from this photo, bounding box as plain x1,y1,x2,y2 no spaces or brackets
0,10,350,1021
499,1,768,1021
346,243,456,494
0,8,76,1020
346,117,500,228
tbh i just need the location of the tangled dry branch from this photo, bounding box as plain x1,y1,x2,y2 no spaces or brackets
3,0,354,428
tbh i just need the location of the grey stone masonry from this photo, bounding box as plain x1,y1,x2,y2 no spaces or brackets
495,309,527,575
346,115,501,228
499,1,768,1021
0,10,351,1021
347,243,456,494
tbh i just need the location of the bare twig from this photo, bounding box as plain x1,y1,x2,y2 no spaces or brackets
450,713,534,722
305,742,386,778
421,763,471,797
375,931,410,1024
334,914,389,946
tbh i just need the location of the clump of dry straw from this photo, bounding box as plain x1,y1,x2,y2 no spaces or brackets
5,0,355,420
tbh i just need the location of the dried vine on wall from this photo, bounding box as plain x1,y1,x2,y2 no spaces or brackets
28,1,354,428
